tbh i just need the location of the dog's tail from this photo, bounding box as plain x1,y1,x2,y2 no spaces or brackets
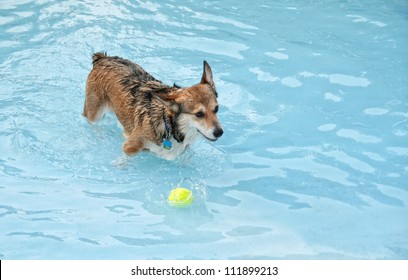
92,52,108,65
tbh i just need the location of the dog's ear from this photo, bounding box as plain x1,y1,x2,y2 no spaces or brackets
153,92,181,113
200,61,215,90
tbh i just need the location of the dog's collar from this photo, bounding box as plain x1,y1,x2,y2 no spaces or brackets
162,112,185,144
162,114,172,150
162,114,171,140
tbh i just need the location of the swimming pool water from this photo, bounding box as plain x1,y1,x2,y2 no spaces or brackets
0,0,407,259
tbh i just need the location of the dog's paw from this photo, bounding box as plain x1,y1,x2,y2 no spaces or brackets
123,138,144,155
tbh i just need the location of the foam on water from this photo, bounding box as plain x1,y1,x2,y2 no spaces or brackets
0,0,407,259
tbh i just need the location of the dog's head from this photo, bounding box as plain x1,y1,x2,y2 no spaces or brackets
157,61,223,141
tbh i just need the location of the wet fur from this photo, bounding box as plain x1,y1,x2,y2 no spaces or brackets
83,52,223,160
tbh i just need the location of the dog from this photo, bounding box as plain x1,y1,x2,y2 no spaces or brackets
83,52,223,160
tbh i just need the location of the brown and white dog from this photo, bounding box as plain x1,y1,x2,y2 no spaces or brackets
83,53,223,160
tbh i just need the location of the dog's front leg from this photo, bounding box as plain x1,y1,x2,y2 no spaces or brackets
123,130,144,155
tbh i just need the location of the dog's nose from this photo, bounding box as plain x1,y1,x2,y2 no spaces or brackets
213,127,224,138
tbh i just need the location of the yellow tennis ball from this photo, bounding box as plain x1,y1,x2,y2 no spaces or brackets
168,187,194,207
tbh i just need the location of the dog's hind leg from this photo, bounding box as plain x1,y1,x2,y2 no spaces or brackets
83,80,109,123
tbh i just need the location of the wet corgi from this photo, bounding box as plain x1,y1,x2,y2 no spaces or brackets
83,53,223,160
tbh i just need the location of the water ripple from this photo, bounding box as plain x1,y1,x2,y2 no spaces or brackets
7,231,63,242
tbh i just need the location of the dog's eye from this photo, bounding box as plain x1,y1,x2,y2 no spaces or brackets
195,111,205,118
214,105,219,113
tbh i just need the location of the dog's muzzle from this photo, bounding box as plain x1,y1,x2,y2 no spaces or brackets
197,126,224,141
213,126,224,139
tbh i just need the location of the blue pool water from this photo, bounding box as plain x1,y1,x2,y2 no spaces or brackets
1,0,407,259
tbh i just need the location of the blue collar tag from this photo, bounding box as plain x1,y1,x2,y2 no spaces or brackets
163,139,172,150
